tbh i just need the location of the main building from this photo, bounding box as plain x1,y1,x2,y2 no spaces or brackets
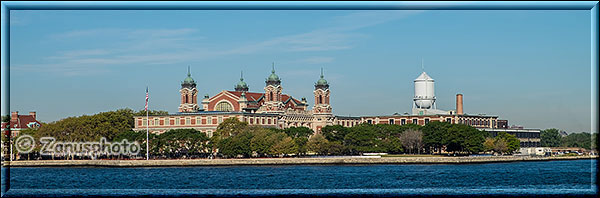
133,64,540,147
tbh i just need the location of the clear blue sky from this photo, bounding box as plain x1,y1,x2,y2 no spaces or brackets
4,10,593,133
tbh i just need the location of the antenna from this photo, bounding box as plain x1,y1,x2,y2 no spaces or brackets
187,65,191,76
421,58,424,72
320,67,324,78
240,70,244,80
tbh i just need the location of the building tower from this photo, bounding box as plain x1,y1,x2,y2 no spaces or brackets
234,71,249,92
178,66,199,112
412,70,436,115
263,63,283,112
313,68,331,114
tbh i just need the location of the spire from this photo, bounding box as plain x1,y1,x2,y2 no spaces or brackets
271,62,275,73
187,65,191,77
240,70,244,81
320,67,324,79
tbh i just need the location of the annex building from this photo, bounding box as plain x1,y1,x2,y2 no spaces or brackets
133,64,540,147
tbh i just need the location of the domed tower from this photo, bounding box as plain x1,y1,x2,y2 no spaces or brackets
179,66,199,112
234,71,249,92
263,63,283,112
313,68,331,114
412,71,436,115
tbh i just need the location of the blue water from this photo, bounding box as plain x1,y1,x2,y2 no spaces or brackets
1,159,597,197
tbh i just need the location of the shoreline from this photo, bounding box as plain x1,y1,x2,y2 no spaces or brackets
2,156,596,167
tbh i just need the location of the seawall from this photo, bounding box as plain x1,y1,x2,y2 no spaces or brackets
3,156,596,167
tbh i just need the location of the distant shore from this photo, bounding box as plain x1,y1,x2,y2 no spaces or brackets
2,155,596,167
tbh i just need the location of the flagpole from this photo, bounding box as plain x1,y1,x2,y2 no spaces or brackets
146,87,149,160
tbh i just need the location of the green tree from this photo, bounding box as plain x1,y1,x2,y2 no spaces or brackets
445,124,486,154
270,136,295,156
218,130,253,158
561,132,592,150
307,134,329,155
284,127,313,139
215,117,249,139
541,128,562,147
495,132,520,154
321,125,349,142
1,115,9,122
422,121,451,154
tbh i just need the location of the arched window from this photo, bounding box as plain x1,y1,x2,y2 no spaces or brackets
185,94,189,103
319,95,323,104
215,101,233,112
270,92,274,101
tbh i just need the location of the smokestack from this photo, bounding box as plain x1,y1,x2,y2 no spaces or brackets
456,94,463,115
11,111,19,122
29,112,36,119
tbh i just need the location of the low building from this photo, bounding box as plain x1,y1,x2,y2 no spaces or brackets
1,111,42,137
483,128,541,147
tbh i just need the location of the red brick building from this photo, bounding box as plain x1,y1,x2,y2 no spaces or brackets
1,111,42,137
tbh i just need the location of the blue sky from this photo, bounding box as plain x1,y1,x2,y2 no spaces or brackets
4,10,593,133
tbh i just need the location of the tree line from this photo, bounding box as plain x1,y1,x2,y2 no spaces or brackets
4,109,525,160
540,128,596,150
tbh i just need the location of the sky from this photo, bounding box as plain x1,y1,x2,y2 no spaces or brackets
3,10,593,133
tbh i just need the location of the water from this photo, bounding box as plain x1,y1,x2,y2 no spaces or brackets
1,159,597,197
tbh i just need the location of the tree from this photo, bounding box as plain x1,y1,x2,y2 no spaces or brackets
422,121,451,154
249,127,276,157
561,132,592,150
483,137,495,152
541,128,562,147
445,124,486,154
399,129,423,154
307,134,329,155
218,130,253,158
344,124,380,154
284,127,313,139
379,137,403,154
1,115,9,122
270,137,295,156
493,138,508,155
495,132,520,154
321,125,349,142
215,117,248,139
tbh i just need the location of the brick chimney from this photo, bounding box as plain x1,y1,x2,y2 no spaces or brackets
456,94,463,115
29,112,36,119
11,111,18,122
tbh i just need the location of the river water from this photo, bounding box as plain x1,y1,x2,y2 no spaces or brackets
1,159,597,197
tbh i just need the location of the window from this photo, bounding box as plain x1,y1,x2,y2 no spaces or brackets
207,116,212,124
424,118,430,124
319,95,323,104
218,116,223,124
165,118,170,125
154,118,159,126
186,117,191,125
389,119,394,124
196,117,201,125
207,130,213,138
412,119,418,124
446,118,452,123
250,118,254,124
216,101,233,112
270,92,274,101
401,119,406,125
367,120,372,124
142,118,147,126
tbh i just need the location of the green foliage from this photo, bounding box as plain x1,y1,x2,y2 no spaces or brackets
270,137,296,156
422,121,451,153
34,109,137,142
445,124,486,154
133,110,169,116
283,127,314,139
541,128,562,147
495,132,520,154
307,134,329,155
321,125,349,142
218,130,253,158
561,132,592,150
215,117,248,139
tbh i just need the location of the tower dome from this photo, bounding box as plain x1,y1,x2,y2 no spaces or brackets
315,68,329,90
181,66,196,89
265,62,281,86
235,71,249,92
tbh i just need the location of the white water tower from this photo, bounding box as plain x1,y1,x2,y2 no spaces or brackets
413,71,436,110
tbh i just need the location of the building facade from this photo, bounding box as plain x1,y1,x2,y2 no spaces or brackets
133,65,540,147
1,111,42,137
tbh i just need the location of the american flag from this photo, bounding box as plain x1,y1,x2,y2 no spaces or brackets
145,87,149,111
